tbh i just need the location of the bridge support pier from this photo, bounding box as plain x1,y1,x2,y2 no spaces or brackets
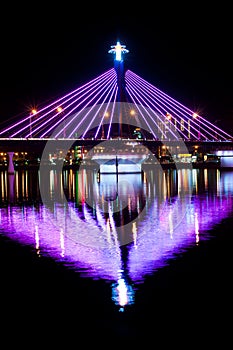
7,152,15,174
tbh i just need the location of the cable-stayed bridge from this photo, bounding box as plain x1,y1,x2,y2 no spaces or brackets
1,41,232,142
0,41,233,169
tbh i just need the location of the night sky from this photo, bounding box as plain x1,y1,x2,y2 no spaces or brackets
1,5,232,135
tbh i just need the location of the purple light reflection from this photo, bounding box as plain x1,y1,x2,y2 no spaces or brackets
1,169,233,304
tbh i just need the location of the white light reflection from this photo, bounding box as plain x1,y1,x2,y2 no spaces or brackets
132,222,137,248
194,212,199,244
1,169,233,308
60,228,65,257
34,225,40,255
112,276,135,311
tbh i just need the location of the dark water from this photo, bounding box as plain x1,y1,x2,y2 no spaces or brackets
1,167,233,344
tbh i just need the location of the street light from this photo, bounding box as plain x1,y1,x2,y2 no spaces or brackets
101,111,109,139
57,106,65,138
193,113,200,140
30,108,37,138
165,112,173,140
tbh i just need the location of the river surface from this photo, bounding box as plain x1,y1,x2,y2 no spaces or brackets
0,167,233,344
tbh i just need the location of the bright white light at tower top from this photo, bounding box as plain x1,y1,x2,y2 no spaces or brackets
108,41,129,61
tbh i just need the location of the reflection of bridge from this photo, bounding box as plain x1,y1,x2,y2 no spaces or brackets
0,41,233,169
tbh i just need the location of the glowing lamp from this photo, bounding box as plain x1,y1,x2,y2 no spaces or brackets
108,41,129,61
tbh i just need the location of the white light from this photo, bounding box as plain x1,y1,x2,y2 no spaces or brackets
108,41,129,61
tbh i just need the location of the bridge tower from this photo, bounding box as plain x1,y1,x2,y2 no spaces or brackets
108,41,129,136
108,40,129,102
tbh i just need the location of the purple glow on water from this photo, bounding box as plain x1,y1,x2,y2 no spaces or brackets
127,189,232,282
0,203,122,280
1,169,233,287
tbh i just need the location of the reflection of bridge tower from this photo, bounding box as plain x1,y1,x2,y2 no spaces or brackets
108,41,129,136
7,152,15,175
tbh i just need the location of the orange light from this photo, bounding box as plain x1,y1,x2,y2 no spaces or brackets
31,109,37,115
57,106,63,113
